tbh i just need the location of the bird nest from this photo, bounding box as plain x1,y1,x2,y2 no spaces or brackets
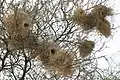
7,33,38,51
35,41,61,65
91,5,113,19
82,14,97,30
48,50,74,76
72,7,87,25
72,7,96,30
96,19,111,37
79,40,95,58
3,8,32,40
34,41,74,76
3,8,36,52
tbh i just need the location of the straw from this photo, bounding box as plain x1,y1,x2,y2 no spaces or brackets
79,40,95,58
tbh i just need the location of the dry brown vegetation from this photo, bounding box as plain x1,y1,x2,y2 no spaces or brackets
78,40,95,58
72,5,113,37
0,0,118,80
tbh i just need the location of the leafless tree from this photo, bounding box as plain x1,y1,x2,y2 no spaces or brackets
0,0,119,80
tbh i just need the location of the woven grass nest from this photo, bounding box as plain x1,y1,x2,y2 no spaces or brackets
82,14,97,30
91,5,113,19
3,8,36,51
72,5,113,35
96,19,111,37
72,7,96,30
35,41,61,65
3,8,32,40
72,7,87,25
34,41,74,76
79,40,95,58
48,50,74,76
7,33,38,51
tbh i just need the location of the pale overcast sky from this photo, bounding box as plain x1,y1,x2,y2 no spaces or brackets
97,0,120,69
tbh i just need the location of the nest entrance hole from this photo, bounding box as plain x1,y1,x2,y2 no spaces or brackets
24,23,29,27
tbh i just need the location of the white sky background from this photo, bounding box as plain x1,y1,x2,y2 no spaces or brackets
96,0,120,69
